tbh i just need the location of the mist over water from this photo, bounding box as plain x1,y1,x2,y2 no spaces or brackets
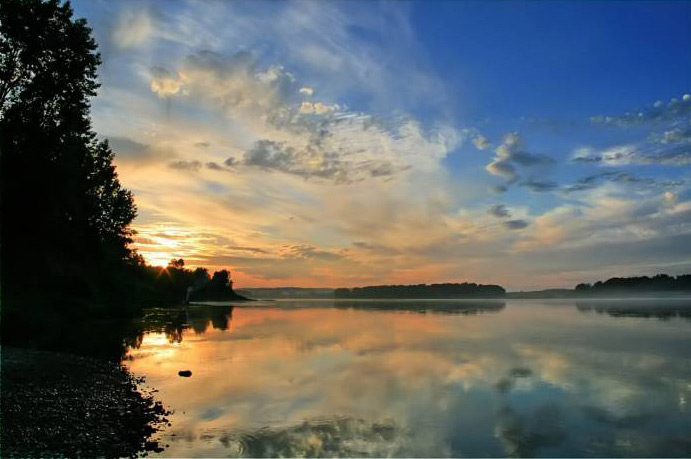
122,299,691,457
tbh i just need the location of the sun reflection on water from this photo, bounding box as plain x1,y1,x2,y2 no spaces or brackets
124,300,691,457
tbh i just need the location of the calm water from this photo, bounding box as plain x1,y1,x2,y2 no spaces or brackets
123,299,691,457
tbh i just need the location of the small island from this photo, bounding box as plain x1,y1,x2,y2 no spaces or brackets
160,259,250,303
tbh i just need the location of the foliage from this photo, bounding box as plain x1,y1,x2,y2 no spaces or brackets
334,283,506,299
1,0,140,321
0,1,246,343
575,274,691,295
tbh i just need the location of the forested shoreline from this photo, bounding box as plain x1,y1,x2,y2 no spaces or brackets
335,283,506,299
333,275,691,300
0,0,246,344
575,274,691,296
0,3,242,454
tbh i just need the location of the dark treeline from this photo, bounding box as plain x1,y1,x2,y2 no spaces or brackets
134,259,247,306
575,274,691,296
334,283,506,299
0,0,243,342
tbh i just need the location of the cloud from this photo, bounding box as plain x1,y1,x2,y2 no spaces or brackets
351,242,399,256
582,94,691,177
85,2,691,289
562,171,687,194
168,160,202,172
112,9,154,49
486,158,519,182
571,144,691,167
145,50,460,184
472,134,491,151
521,179,559,193
242,139,351,183
488,204,511,218
281,245,343,261
227,246,270,254
205,162,225,171
150,66,184,98
591,93,691,127
514,184,691,256
652,125,691,145
108,136,153,160
504,219,530,230
272,1,454,116
486,133,555,186
570,147,603,164
234,118,455,183
299,101,314,114
664,191,676,204
148,50,296,119
299,101,339,115
106,136,180,166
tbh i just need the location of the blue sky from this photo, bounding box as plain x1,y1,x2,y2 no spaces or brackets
412,1,691,118
71,0,691,289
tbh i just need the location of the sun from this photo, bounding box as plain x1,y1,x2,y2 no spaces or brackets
132,224,192,267
139,252,173,268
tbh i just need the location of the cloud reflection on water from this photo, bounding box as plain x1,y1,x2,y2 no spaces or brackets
125,300,691,457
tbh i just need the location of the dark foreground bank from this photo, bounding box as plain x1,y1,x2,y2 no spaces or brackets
1,347,170,457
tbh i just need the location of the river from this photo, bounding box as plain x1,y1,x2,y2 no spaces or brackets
121,298,691,457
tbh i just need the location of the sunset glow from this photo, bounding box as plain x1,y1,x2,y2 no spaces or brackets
71,1,691,290
124,304,691,457
5,1,691,457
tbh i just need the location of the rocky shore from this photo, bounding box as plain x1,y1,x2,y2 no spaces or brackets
1,347,169,457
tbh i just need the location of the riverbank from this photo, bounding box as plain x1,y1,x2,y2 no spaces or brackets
1,347,170,457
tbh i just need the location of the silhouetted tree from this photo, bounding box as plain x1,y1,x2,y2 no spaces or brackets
168,259,185,269
1,0,137,321
575,283,591,291
192,267,210,288
211,270,231,287
189,269,247,301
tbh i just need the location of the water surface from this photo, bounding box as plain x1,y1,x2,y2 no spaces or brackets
124,299,691,457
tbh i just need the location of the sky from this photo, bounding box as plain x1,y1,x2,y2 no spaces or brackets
71,0,691,290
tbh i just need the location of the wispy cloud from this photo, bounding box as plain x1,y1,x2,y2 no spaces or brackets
486,133,556,186
74,0,691,288
504,219,529,230
591,93,691,127
112,8,155,49
488,204,511,218
571,144,691,166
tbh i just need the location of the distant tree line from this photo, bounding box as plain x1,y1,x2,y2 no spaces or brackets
575,274,691,295
334,283,506,299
